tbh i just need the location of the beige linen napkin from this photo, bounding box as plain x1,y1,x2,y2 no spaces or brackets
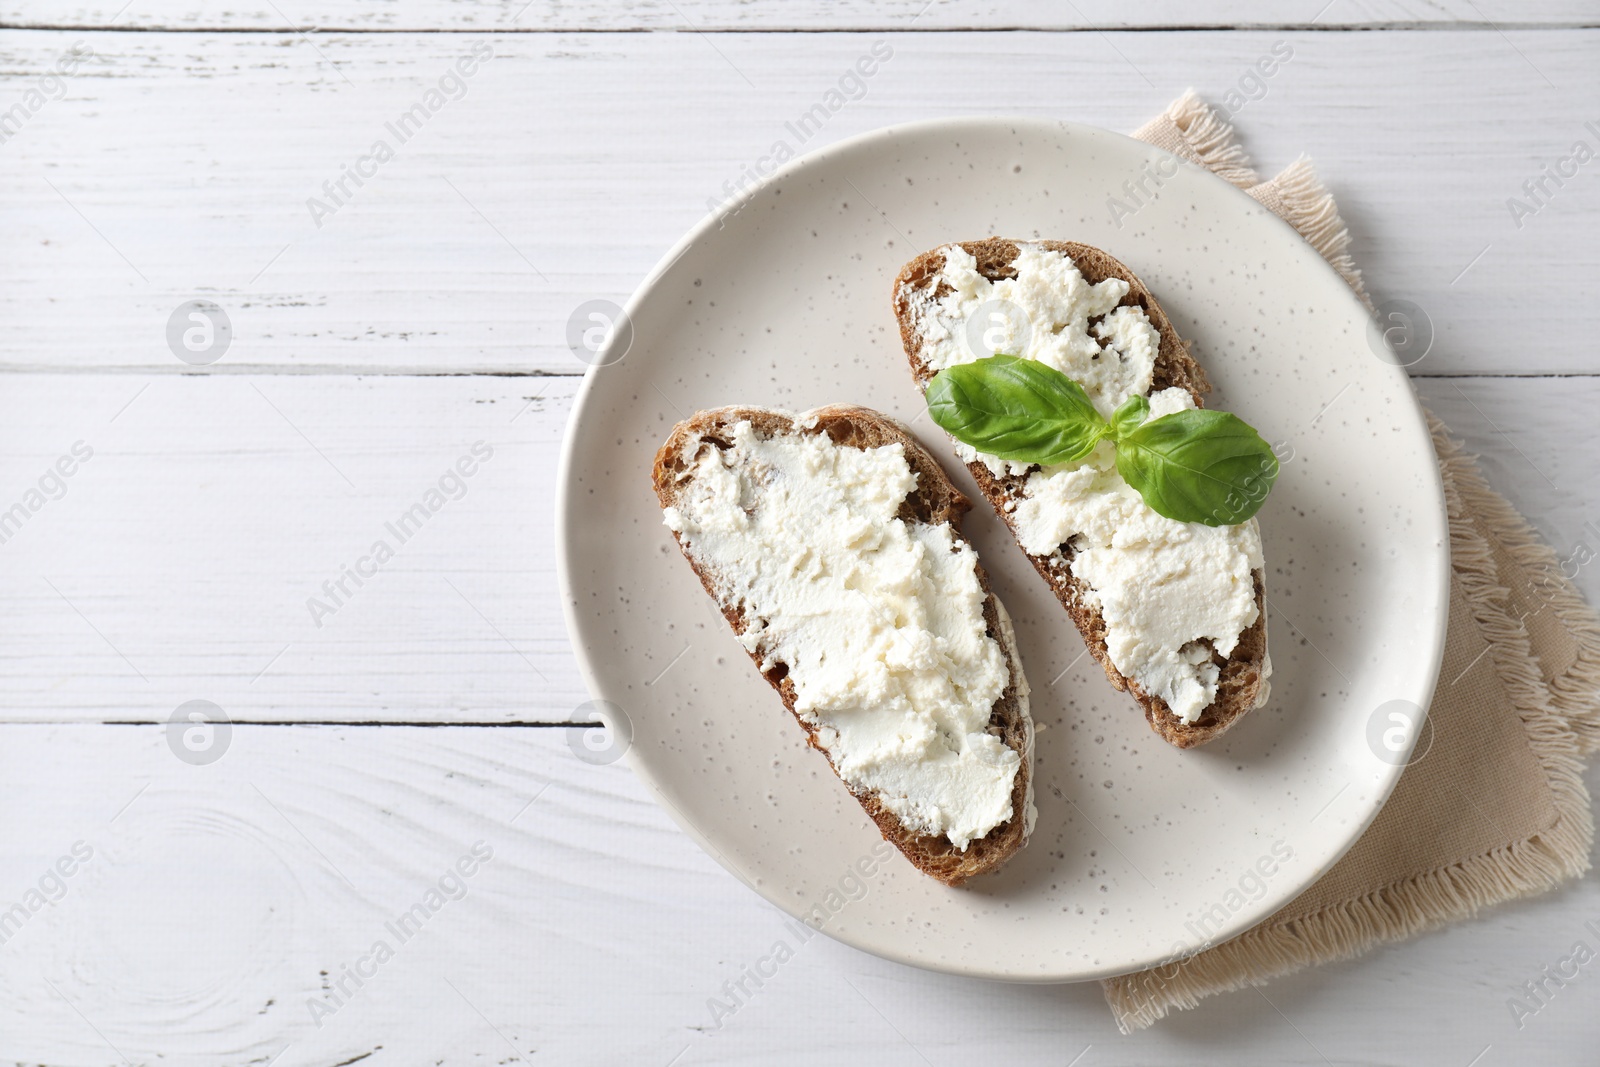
1101,93,1600,1032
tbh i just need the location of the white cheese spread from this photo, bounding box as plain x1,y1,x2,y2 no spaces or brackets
905,244,1266,723
662,417,1029,849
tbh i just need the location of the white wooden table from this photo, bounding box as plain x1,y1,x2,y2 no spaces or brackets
2,3,1598,1063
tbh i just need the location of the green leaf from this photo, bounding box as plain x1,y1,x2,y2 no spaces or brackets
1114,409,1279,526
925,355,1110,467
1110,394,1150,439
923,354,1278,526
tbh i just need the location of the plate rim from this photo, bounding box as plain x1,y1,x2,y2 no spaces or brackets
555,114,1452,982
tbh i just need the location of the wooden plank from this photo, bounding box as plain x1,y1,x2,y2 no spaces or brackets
0,373,585,723
0,723,1594,1065
1418,376,1600,574
2,0,1593,31
1,372,1595,725
0,30,1596,374
4,11,1597,1064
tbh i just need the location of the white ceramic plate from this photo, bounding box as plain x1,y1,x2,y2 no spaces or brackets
556,118,1449,981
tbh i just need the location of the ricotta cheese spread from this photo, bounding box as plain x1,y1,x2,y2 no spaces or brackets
662,417,1030,849
905,243,1266,723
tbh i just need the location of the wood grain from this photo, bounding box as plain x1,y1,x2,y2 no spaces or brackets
3,0,1594,31
1,9,1597,1064
0,29,1596,374
0,374,584,723
0,372,1593,725
0,724,1594,1066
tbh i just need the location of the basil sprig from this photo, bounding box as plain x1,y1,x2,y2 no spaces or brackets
925,353,1112,466
925,355,1277,526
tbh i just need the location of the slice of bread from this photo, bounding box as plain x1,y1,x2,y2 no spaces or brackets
652,404,1034,885
893,239,1270,749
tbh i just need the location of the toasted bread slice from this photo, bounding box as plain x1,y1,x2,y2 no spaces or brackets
652,405,1034,885
893,239,1270,749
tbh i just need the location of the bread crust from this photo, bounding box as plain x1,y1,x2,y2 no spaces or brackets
892,238,1270,749
651,404,1034,885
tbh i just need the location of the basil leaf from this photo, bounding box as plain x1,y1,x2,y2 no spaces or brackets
1110,394,1150,439
925,355,1110,466
1114,409,1279,526
922,353,1279,526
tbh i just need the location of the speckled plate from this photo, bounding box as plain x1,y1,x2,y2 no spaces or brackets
556,117,1449,981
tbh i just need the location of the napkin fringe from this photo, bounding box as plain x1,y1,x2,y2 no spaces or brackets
1444,431,1600,754
1255,156,1371,308
1160,90,1260,189
1102,417,1595,1033
1151,93,1372,308
1431,414,1593,870
1105,826,1592,1032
